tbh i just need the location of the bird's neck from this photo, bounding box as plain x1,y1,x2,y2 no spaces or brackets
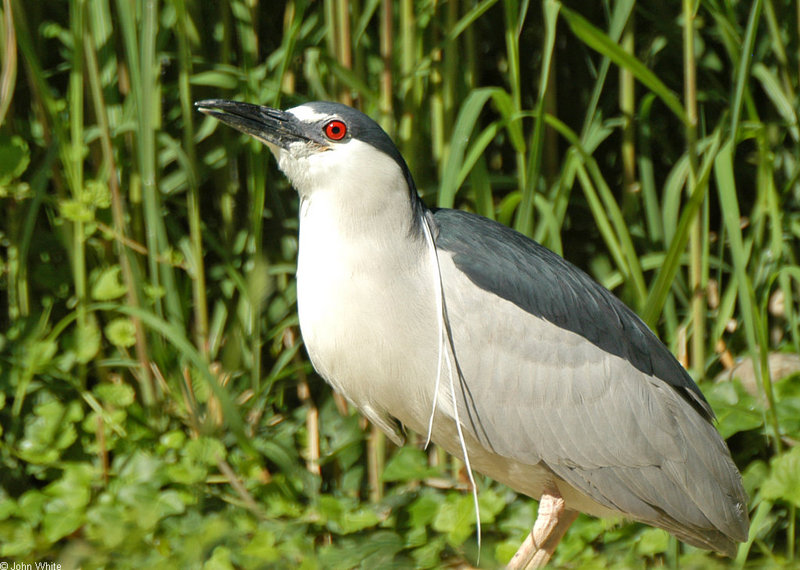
297,180,425,249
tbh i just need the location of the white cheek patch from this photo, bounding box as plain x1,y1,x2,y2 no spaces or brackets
288,105,330,123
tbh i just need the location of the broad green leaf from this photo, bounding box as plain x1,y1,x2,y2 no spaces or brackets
318,531,404,568
185,436,226,466
205,545,235,570
339,505,381,534
0,521,35,557
85,503,128,548
83,180,111,208
29,339,58,373
408,491,444,528
381,447,439,482
18,400,83,464
42,500,85,543
92,266,128,301
0,134,30,184
94,382,136,407
42,464,93,542
17,490,46,525
104,317,137,347
762,447,800,507
477,488,506,523
74,321,101,363
166,461,208,485
635,527,670,556
156,489,188,519
412,535,447,568
242,529,280,562
0,491,17,521
59,198,94,222
160,430,187,449
704,381,764,439
433,493,476,546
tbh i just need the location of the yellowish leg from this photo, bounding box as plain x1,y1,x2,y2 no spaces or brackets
507,492,578,569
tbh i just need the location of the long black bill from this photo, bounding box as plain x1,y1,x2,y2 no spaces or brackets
194,99,307,150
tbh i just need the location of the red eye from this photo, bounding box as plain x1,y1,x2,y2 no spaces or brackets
323,120,347,141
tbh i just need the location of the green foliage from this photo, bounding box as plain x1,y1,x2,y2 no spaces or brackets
0,134,31,199
763,447,800,509
1,0,799,567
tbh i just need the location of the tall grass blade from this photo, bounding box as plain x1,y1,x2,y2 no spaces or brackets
438,87,509,208
174,0,208,353
560,5,687,124
514,0,558,238
0,0,17,125
544,114,647,304
714,139,780,451
85,0,154,403
447,0,500,41
642,127,723,328
730,0,763,138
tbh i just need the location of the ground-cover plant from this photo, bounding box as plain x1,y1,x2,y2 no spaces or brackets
0,0,798,567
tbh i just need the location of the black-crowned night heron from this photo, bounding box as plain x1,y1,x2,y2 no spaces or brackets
196,99,749,567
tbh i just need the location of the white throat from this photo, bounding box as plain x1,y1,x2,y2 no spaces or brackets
289,141,436,431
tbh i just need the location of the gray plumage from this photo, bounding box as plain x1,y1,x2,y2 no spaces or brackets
196,98,750,559
432,209,747,554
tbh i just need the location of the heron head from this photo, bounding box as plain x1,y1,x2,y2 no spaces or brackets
195,99,416,202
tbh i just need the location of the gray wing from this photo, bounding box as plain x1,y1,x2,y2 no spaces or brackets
432,209,749,555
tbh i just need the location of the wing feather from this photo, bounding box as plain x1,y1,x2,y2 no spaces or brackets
432,208,748,554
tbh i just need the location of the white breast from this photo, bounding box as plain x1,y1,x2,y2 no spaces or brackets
296,188,441,440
